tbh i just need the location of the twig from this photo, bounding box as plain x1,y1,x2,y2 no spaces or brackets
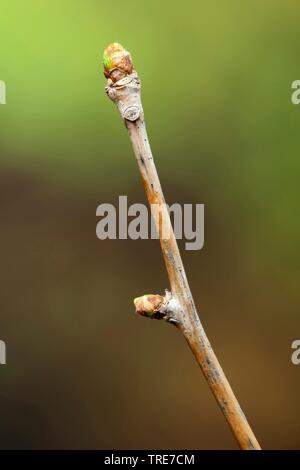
103,43,261,450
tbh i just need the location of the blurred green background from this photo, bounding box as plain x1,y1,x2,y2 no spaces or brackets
0,0,299,449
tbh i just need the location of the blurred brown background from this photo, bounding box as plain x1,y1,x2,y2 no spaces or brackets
0,0,299,449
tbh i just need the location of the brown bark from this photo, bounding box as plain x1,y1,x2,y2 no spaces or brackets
105,68,261,451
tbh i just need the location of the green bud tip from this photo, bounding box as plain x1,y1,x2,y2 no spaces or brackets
103,42,134,82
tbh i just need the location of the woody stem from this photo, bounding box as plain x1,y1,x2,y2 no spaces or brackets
105,71,261,451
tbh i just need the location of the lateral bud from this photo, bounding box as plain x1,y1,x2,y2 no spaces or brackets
134,294,165,319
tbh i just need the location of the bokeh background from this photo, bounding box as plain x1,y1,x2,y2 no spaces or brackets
0,0,299,449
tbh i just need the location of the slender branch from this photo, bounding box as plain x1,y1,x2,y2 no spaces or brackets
103,43,261,450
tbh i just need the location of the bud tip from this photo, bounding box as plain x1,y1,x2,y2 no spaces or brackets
134,294,165,318
103,42,134,82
